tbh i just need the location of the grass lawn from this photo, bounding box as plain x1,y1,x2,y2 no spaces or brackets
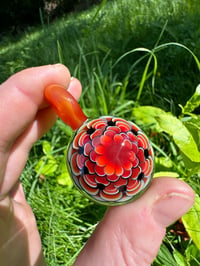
1,0,200,265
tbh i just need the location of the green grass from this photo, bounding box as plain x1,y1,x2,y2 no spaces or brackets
1,0,200,265
1,0,200,109
22,165,106,265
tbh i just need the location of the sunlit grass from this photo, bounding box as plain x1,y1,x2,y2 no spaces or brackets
1,0,200,107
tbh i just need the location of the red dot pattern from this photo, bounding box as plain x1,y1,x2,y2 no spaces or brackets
67,116,154,205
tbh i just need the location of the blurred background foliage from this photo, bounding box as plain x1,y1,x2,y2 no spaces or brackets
1,0,200,113
0,0,101,33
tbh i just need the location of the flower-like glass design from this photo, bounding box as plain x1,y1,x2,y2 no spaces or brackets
67,116,154,205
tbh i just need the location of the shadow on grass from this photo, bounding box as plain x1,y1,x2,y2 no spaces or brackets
78,202,107,224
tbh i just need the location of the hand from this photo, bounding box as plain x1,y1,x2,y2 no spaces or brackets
0,64,194,266
0,64,82,265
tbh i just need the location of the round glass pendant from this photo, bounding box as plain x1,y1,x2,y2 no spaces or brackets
44,84,154,206
67,116,154,206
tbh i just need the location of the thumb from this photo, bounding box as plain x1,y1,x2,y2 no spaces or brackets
75,177,194,266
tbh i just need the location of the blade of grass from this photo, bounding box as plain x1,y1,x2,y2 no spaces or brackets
153,42,200,70
93,71,108,115
91,0,108,22
57,40,64,64
136,50,158,102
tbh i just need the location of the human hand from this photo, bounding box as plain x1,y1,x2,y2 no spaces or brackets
0,64,194,266
0,64,82,265
75,176,194,265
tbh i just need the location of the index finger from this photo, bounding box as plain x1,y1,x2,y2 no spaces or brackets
0,64,82,195
0,64,71,148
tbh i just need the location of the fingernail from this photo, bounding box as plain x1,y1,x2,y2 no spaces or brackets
153,193,194,227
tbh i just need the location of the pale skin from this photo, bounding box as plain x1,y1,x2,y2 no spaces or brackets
0,64,195,266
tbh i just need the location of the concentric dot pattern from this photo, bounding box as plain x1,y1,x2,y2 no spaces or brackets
67,116,154,205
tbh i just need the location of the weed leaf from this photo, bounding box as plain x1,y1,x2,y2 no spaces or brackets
57,172,73,186
155,156,174,171
182,194,200,250
35,156,58,176
42,140,52,155
155,113,200,162
132,106,166,132
183,84,200,113
133,106,200,162
180,152,200,175
184,116,200,148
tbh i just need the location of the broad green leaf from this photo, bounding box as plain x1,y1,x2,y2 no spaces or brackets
183,84,200,113
183,116,200,172
55,153,73,186
180,151,200,175
57,172,73,186
155,113,200,162
182,194,200,250
35,156,58,176
155,156,174,171
132,106,200,162
173,250,187,266
132,106,166,131
42,140,52,155
153,171,179,178
184,115,200,148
